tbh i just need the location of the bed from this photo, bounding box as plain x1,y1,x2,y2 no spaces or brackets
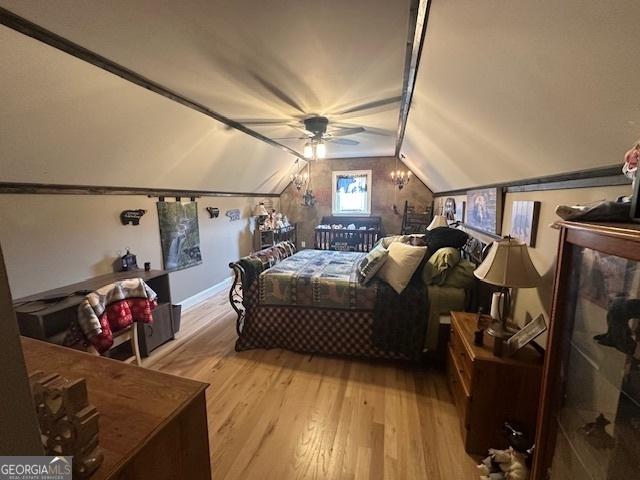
228,232,488,361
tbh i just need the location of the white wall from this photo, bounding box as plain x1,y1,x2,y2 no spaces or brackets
0,194,271,302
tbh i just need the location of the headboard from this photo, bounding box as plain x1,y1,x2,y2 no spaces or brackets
455,224,501,313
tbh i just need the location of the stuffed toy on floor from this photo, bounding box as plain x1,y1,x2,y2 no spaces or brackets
477,447,529,480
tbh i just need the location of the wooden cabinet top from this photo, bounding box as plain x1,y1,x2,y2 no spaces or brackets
13,269,169,315
451,311,544,368
21,337,208,480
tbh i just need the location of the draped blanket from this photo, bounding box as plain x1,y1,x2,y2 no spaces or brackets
259,249,376,310
65,278,157,353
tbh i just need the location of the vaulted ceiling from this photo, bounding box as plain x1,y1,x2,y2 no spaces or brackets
1,0,639,195
0,0,411,164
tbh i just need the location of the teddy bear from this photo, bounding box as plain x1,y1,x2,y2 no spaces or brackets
477,447,529,480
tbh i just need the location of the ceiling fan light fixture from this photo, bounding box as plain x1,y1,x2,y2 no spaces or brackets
303,142,313,159
316,141,327,159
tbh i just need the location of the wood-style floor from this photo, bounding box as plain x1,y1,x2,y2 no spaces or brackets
143,291,479,479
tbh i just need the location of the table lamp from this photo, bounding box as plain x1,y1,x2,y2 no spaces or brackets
427,215,449,230
474,237,541,338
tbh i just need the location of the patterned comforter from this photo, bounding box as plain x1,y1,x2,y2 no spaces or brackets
258,249,376,310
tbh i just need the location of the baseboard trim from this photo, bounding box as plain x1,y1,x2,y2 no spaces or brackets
179,276,233,311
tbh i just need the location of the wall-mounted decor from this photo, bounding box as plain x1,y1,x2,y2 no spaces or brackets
302,189,315,207
206,207,220,218
444,197,456,221
120,209,146,225
466,188,503,235
225,209,241,221
157,201,202,270
510,200,541,247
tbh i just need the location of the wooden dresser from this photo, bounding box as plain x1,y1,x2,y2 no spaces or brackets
22,337,212,479
447,311,543,454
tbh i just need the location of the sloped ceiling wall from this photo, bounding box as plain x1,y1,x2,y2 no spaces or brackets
401,0,640,193
0,25,296,193
0,0,411,159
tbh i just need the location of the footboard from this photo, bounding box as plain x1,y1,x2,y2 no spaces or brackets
228,262,246,335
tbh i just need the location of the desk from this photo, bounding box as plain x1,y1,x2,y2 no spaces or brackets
22,337,212,479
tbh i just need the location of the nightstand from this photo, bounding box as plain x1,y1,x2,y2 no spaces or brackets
447,311,543,454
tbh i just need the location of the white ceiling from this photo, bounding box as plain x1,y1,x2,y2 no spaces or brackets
0,25,295,194
401,0,640,192
0,0,411,159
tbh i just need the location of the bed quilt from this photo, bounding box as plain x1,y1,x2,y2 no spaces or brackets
258,249,376,310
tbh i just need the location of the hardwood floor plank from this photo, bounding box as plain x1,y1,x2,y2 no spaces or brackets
145,291,479,479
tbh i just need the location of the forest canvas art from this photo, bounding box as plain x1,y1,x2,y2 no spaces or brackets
157,201,202,270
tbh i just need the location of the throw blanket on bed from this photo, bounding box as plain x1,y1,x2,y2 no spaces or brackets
372,278,430,360
259,249,377,310
65,278,157,353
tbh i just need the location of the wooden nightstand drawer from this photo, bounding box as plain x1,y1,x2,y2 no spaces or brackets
447,345,470,436
449,326,472,388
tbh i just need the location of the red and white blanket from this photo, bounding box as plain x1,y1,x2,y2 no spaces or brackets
65,278,157,354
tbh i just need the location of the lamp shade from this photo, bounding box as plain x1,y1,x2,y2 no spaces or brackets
253,203,268,216
474,237,541,288
427,215,449,230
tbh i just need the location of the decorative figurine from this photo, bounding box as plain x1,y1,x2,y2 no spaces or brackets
593,296,640,355
579,413,615,449
29,371,104,478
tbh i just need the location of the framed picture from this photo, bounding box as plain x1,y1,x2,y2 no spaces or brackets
157,201,202,270
506,314,547,356
466,188,503,235
510,200,541,247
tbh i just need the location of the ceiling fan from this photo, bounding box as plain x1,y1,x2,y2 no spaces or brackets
233,84,400,158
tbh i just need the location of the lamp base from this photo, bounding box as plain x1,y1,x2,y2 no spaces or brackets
486,320,517,339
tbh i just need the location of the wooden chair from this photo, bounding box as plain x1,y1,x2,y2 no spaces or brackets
87,322,142,366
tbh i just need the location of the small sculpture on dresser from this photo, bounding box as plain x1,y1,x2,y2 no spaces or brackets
29,371,104,478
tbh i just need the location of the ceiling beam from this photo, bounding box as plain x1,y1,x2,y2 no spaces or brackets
0,182,280,198
394,0,431,157
0,6,304,160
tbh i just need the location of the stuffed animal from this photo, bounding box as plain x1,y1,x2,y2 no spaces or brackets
478,447,529,480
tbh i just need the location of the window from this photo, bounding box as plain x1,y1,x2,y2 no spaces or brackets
332,170,372,215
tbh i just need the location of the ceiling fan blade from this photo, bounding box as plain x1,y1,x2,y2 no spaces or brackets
331,123,394,136
326,138,359,146
328,126,365,137
250,71,306,114
273,136,308,140
332,96,402,116
235,119,292,126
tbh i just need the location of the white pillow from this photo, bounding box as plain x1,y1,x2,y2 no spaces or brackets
376,241,427,294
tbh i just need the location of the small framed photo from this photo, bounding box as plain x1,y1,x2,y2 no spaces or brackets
506,314,547,356
510,200,541,247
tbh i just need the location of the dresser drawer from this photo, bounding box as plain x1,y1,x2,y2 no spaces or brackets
447,344,471,436
449,327,472,389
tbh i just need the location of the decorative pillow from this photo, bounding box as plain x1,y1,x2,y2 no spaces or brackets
422,247,461,285
376,242,427,294
374,235,410,249
439,260,476,289
424,227,469,254
357,244,389,285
